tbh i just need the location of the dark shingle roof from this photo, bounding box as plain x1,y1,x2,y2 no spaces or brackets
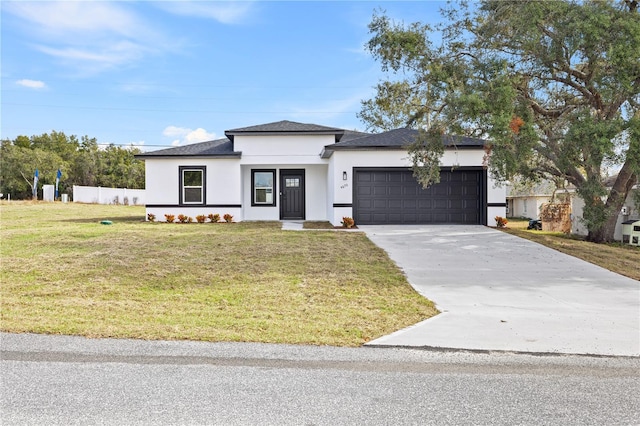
340,129,371,142
227,120,344,133
135,138,240,158
225,120,349,142
327,128,486,149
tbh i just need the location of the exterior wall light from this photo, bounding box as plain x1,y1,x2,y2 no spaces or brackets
343,171,348,181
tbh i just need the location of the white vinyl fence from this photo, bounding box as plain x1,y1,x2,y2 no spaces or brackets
72,185,146,205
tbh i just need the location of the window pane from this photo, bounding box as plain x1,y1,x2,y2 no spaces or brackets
254,172,273,188
184,187,202,203
255,188,273,203
183,170,202,187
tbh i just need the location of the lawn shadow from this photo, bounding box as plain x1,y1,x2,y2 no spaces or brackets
60,216,145,224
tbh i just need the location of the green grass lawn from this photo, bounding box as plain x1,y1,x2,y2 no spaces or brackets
0,202,437,346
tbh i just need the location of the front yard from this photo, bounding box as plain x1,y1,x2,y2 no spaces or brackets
0,202,437,346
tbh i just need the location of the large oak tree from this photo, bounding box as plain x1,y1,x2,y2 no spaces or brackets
359,0,639,242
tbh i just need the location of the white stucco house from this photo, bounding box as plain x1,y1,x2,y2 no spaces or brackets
136,120,506,226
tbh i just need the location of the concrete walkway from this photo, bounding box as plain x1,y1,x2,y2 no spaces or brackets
360,225,640,357
281,221,305,231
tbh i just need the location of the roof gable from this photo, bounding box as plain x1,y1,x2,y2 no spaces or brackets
225,120,348,142
227,120,344,133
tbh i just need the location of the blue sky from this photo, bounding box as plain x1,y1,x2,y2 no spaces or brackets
1,1,446,150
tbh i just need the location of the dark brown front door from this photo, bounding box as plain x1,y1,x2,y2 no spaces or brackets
280,169,305,220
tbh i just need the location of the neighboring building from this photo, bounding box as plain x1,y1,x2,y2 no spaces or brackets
506,177,639,240
506,181,556,220
136,120,506,226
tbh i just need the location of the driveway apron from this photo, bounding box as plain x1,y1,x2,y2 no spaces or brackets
360,225,640,356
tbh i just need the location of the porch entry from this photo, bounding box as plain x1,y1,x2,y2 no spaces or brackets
280,169,305,220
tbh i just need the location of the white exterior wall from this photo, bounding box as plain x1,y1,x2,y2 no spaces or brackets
507,195,551,219
234,134,332,165
487,177,507,227
570,196,588,236
326,157,336,222
234,134,332,221
145,157,241,222
240,164,328,221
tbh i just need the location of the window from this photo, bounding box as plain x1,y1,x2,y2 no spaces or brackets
252,170,275,206
179,166,206,205
285,178,300,188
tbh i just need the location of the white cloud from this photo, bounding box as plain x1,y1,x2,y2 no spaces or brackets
164,126,216,146
36,41,149,71
3,2,178,75
16,79,47,89
155,1,255,25
4,2,138,38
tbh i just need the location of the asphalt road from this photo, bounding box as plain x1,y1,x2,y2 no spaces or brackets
2,333,639,425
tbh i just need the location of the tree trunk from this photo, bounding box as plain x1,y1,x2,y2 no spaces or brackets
587,162,638,243
587,214,620,243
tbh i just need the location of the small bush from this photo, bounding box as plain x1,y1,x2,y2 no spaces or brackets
164,214,175,223
186,216,194,223
195,214,207,223
208,213,220,223
147,213,156,222
223,213,233,223
341,217,355,229
177,214,190,223
495,216,508,228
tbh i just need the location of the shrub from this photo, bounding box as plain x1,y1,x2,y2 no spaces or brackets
195,214,207,223
208,213,220,223
223,213,233,223
341,217,355,229
186,216,194,223
164,214,175,223
495,216,508,228
147,213,156,222
177,214,190,223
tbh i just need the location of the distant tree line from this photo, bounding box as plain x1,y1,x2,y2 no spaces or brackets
1,131,145,200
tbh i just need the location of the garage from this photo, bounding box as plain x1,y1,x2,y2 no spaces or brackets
353,168,485,225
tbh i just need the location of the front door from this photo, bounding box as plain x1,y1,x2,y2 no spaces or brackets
280,169,305,220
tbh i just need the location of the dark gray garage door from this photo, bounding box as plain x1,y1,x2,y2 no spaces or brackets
354,168,483,225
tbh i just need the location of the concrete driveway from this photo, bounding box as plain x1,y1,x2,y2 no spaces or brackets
360,225,640,357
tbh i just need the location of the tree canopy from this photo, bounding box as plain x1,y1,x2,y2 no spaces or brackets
359,0,639,242
1,132,145,200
